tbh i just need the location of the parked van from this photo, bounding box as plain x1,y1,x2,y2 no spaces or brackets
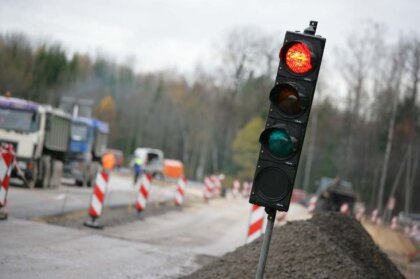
133,148,164,177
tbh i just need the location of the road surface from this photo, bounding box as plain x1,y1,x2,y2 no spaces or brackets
0,172,255,278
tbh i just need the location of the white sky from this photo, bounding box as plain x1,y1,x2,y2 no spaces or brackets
0,0,419,75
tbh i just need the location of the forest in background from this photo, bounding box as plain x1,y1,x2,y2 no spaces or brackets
0,22,419,215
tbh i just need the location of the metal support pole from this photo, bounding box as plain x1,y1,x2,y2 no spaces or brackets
255,208,276,279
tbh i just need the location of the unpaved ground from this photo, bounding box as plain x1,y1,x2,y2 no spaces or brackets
182,213,404,279
34,200,183,229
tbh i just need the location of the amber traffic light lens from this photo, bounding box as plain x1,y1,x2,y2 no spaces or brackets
269,83,307,116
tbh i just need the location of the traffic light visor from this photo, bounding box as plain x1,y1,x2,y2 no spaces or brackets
260,127,297,159
282,42,313,74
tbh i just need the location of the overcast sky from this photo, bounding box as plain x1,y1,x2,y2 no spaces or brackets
0,0,419,75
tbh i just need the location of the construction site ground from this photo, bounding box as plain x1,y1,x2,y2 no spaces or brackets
1,172,419,278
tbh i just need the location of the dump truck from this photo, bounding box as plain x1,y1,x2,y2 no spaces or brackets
0,96,71,188
63,116,109,186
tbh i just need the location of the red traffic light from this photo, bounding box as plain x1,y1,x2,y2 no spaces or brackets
282,42,313,74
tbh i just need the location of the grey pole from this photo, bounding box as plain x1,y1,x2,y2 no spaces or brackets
255,208,276,279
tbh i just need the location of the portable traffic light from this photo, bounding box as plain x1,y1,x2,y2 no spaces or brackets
249,21,326,211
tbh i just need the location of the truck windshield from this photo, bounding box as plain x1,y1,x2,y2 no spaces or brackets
0,108,39,132
71,123,89,141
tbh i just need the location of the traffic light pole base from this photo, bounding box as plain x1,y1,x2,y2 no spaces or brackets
255,208,276,279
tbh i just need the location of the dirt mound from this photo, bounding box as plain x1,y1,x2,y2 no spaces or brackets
181,212,404,279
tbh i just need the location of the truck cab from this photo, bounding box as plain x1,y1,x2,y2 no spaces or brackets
64,117,108,186
0,96,71,188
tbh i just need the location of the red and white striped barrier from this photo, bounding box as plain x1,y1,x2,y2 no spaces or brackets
211,175,222,197
88,170,109,218
242,181,251,197
84,170,109,229
246,204,265,243
175,175,187,206
391,216,398,230
355,208,365,221
136,173,153,212
232,179,240,197
370,209,379,223
307,196,318,213
0,144,14,219
203,176,214,201
340,203,350,215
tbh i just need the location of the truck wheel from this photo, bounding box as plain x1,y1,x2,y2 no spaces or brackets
27,163,37,189
39,156,51,189
50,160,63,188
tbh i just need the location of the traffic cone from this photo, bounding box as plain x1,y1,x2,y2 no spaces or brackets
0,144,14,220
135,173,153,216
175,175,187,207
246,204,265,243
83,170,109,229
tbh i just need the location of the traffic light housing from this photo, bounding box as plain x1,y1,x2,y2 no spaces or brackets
249,21,326,211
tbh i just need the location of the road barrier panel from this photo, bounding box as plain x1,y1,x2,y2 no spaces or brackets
175,175,187,207
0,144,14,220
135,173,153,217
246,204,265,243
83,170,109,229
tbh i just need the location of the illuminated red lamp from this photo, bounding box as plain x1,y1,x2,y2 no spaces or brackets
282,42,313,74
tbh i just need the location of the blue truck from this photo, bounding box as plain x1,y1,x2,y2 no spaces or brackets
63,116,109,186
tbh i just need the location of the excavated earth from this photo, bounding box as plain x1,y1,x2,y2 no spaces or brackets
182,212,404,279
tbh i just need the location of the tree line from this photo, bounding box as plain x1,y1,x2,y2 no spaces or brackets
0,23,419,215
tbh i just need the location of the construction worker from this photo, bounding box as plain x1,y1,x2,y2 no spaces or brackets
133,157,143,184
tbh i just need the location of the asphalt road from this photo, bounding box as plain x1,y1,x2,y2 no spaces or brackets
0,172,254,278
6,172,176,219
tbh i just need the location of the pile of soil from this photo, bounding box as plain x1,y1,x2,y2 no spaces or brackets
182,213,404,279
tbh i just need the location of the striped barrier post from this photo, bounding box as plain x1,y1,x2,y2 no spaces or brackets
307,196,318,213
232,179,240,198
135,173,153,215
340,203,350,215
83,170,109,229
211,175,222,197
370,209,379,223
203,176,214,202
242,181,251,197
0,144,14,220
175,175,187,207
246,204,265,243
391,216,398,230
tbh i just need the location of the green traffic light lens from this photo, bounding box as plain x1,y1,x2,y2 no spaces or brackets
260,127,296,159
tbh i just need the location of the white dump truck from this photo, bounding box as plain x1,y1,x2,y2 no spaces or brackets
0,96,71,188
